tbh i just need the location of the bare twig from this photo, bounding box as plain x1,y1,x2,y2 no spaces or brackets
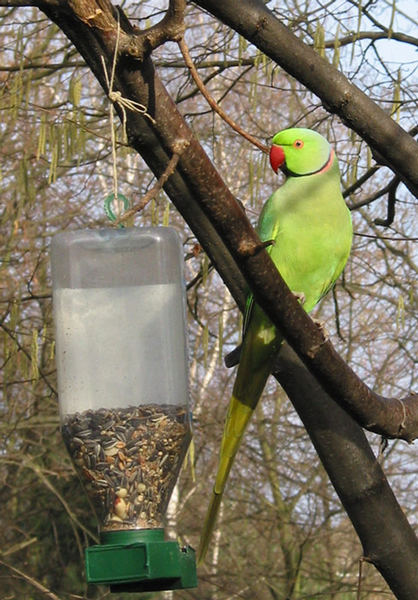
178,37,269,153
0,321,57,396
374,176,401,227
0,558,62,600
324,30,418,48
1,537,37,557
348,174,399,211
343,165,380,199
115,140,190,225
346,126,418,204
8,457,98,544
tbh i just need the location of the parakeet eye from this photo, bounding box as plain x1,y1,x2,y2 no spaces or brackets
293,139,304,148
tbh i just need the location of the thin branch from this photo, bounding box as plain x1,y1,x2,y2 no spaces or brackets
157,57,256,69
324,30,418,48
374,176,401,227
25,459,98,543
0,321,57,396
0,60,84,72
1,537,37,557
348,174,398,211
178,37,269,153
348,0,415,40
115,140,189,224
0,1,36,5
0,559,62,600
344,165,380,199
345,126,418,204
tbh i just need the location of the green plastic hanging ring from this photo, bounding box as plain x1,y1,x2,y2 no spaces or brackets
104,193,130,227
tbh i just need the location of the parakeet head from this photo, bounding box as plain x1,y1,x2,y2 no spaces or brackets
269,128,333,176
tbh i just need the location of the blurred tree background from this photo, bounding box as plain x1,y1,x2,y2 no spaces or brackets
0,1,416,598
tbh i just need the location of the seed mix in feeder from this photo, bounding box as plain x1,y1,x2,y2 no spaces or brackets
62,404,191,530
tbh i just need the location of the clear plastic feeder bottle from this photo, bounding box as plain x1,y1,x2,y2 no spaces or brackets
51,228,196,592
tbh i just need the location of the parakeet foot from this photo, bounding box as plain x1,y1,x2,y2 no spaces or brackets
313,318,329,340
292,291,306,305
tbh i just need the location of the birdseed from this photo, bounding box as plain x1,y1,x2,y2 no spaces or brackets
62,404,191,531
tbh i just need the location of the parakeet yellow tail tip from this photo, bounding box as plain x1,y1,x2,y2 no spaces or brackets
197,491,223,565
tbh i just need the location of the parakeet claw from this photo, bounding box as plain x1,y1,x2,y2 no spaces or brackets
292,291,306,305
313,318,329,340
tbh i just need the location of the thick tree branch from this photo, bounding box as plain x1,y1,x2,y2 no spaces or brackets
118,0,186,61
193,0,418,197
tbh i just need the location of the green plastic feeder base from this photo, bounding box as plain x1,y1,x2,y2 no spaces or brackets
85,529,197,593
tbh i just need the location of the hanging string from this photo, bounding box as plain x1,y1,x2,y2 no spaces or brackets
100,15,156,223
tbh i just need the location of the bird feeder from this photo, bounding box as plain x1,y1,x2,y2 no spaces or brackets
51,227,197,593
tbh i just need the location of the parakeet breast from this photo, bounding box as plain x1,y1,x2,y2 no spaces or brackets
258,164,352,313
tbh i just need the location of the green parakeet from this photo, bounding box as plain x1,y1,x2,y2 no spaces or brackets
197,128,352,563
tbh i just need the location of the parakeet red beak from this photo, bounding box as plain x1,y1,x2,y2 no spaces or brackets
269,144,285,173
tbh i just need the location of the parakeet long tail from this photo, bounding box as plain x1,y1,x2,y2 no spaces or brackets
197,321,277,563
197,395,253,563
